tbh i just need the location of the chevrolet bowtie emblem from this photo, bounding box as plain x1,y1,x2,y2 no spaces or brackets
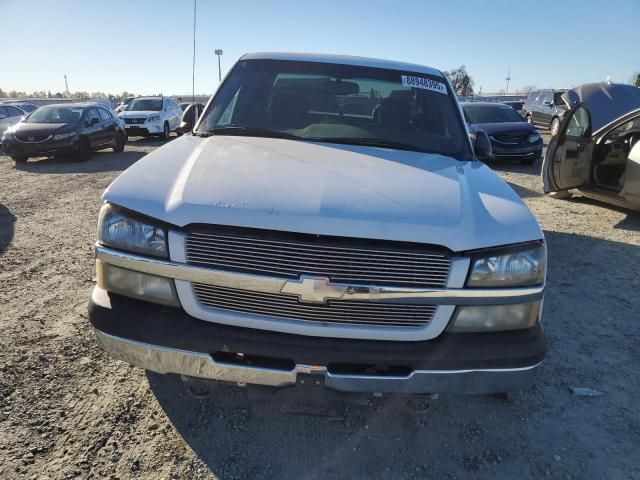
281,276,347,304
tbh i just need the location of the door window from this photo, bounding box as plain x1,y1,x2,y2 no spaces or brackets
85,108,101,126
565,106,590,138
98,108,112,121
0,106,8,119
6,106,24,117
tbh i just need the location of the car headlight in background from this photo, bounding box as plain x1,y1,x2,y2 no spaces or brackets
97,203,168,258
52,131,76,141
467,242,546,287
146,116,161,123
527,132,541,143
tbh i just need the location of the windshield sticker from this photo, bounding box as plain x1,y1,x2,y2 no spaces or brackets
401,76,447,95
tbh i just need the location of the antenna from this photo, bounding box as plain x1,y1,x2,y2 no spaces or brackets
64,74,69,95
505,66,511,95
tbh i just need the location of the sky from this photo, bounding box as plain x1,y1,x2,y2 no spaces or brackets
2,0,638,96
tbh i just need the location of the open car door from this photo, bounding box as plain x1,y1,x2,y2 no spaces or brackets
542,103,594,193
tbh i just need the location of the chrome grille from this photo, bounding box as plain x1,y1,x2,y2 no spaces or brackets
193,283,436,328
185,229,451,288
124,118,145,124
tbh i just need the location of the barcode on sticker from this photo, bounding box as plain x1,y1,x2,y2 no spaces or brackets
401,76,447,95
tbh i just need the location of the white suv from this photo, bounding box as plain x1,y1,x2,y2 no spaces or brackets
118,96,182,139
0,104,26,138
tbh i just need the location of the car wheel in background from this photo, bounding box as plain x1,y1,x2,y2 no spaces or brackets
113,131,126,152
161,122,170,140
11,156,28,163
75,137,92,162
550,117,560,136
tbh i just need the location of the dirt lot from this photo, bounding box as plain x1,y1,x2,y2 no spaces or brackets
1,134,639,480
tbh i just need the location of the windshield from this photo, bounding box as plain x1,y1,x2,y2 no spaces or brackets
25,106,83,124
126,99,162,111
19,104,37,113
196,59,472,159
463,105,523,124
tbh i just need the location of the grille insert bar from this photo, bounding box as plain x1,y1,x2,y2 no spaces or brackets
193,283,436,328
186,230,451,288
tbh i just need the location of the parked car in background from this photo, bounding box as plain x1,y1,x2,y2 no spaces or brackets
176,102,204,135
0,101,38,114
462,102,543,164
502,100,525,116
1,103,126,163
115,97,135,114
90,52,547,398
118,96,181,140
0,104,26,138
524,89,568,136
543,82,640,211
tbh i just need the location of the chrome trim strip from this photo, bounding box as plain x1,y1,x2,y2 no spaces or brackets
96,245,544,305
94,329,542,394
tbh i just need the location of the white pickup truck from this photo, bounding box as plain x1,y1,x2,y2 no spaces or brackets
90,53,547,395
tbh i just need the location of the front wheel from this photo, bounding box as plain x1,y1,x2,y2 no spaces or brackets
113,131,126,152
75,137,92,162
550,117,561,136
11,156,28,163
160,122,170,140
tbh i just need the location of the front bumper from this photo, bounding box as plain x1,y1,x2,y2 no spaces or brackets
124,121,163,136
89,287,546,394
487,140,543,161
2,136,77,157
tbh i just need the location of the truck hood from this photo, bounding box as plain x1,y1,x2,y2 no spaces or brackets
562,82,640,134
103,135,543,252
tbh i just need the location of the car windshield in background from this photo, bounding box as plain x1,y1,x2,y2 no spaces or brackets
464,105,524,124
126,99,162,111
25,106,84,123
18,104,37,113
197,59,472,159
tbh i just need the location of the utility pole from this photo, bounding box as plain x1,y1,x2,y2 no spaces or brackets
192,0,197,102
64,74,69,96
505,66,511,95
215,49,223,82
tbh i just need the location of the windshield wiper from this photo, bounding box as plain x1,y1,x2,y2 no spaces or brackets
201,126,303,140
307,137,439,154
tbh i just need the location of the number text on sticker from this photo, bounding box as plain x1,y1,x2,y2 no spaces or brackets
401,75,447,95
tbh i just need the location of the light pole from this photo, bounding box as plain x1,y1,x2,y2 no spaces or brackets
215,49,223,82
505,66,511,95
192,0,197,102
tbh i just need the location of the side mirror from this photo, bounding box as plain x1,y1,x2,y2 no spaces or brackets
90,117,100,126
474,130,492,159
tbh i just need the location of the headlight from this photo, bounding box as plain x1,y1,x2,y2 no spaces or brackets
448,302,540,332
146,116,161,123
97,203,168,258
527,132,541,143
52,131,76,141
467,242,546,287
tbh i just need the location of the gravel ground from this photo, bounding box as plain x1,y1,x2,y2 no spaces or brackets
1,134,639,480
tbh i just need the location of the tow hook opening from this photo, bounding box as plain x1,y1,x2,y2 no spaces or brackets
327,363,413,377
211,351,296,371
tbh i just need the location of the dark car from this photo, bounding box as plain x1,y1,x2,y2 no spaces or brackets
1,103,127,163
176,102,204,135
523,89,568,136
502,100,525,116
462,102,543,165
